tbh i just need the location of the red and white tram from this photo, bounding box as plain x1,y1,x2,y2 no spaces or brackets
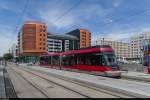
39,45,121,77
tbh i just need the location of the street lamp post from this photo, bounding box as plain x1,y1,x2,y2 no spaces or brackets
103,38,104,45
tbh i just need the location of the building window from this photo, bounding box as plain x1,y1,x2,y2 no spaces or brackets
40,38,42,41
40,29,42,32
82,32,86,35
40,34,42,36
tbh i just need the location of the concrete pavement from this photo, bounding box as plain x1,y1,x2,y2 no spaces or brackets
0,65,6,98
19,65,150,98
19,63,150,83
122,71,150,82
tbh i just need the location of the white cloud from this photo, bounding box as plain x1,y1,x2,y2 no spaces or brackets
92,26,150,44
39,3,106,29
0,1,22,13
0,37,11,56
91,32,135,46
102,32,136,41
113,0,123,7
106,18,113,23
39,8,76,29
0,25,16,56
139,27,150,32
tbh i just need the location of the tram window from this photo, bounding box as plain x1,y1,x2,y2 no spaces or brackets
62,56,68,66
62,55,75,66
52,56,60,65
101,56,106,66
77,54,101,66
68,55,76,66
77,56,85,65
45,57,49,64
91,59,97,65
48,56,51,64
88,54,105,66
85,57,91,65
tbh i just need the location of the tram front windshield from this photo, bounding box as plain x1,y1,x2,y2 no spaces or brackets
94,53,118,67
103,53,118,67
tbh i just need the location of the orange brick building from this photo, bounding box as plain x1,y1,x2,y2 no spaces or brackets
79,29,91,48
66,28,91,49
18,21,47,57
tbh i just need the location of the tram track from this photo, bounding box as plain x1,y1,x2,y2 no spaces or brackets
9,67,91,98
9,67,50,98
10,65,133,98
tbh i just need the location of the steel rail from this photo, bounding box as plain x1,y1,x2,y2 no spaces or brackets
10,67,90,98
14,66,132,98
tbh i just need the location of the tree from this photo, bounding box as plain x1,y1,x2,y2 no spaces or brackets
3,53,14,61
0,56,3,60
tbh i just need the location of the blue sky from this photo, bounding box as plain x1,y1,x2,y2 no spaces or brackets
1,0,150,56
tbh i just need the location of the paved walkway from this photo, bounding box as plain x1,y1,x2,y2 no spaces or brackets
18,63,150,81
19,65,150,98
0,65,6,98
19,63,150,81
122,71,150,82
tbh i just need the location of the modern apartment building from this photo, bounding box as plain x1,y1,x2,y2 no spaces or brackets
47,33,79,52
18,21,47,55
130,32,150,61
66,29,91,48
17,21,48,62
47,28,91,53
93,38,130,59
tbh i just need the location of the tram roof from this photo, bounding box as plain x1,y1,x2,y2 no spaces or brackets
62,45,113,55
40,45,113,56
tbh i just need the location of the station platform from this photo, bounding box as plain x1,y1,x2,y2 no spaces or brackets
19,65,150,98
122,71,150,82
